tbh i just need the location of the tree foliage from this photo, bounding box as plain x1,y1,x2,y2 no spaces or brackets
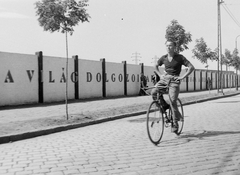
165,20,192,53
231,48,240,70
192,37,217,64
222,49,232,69
35,0,90,35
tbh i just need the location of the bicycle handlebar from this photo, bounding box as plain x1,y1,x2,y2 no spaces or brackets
141,77,180,95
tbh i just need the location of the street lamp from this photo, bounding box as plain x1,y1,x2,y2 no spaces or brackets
235,35,240,50
217,0,224,94
235,35,240,90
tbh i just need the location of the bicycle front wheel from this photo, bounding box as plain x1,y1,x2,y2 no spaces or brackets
146,101,164,145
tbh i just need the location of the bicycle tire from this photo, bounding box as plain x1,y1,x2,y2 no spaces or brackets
146,101,164,145
168,98,184,135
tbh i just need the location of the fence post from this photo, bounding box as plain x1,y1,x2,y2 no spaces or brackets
122,61,127,96
200,70,202,90
36,51,43,103
73,55,79,99
193,70,196,91
140,63,144,74
100,58,106,97
236,73,238,91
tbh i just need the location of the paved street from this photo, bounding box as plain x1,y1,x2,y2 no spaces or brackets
0,94,240,175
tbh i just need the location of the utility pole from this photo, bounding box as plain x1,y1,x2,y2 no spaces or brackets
131,52,141,65
151,55,158,65
217,0,224,94
235,35,240,90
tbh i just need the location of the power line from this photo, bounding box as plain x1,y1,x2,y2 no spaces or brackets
224,3,240,6
222,3,240,28
223,4,240,27
222,4,239,25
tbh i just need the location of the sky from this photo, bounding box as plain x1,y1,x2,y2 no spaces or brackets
0,0,240,71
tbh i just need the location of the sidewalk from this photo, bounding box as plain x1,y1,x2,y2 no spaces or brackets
0,88,239,144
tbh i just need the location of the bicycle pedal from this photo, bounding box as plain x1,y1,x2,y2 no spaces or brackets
164,118,171,123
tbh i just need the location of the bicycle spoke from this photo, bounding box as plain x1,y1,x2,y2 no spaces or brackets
146,101,164,145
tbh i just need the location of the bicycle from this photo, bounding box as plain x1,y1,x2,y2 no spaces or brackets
142,78,184,145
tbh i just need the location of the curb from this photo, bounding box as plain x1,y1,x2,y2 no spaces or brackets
0,92,239,144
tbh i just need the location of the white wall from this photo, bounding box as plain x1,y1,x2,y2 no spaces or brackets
106,62,124,97
79,59,102,99
43,56,75,102
178,70,186,92
188,71,195,91
195,70,201,90
0,52,38,106
223,74,227,88
201,71,207,90
212,72,217,89
0,51,238,107
126,64,141,95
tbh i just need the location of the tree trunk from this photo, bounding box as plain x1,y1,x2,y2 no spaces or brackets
65,32,69,120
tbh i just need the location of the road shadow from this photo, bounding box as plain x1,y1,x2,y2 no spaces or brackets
128,116,189,123
211,137,240,175
148,130,240,148
179,130,240,140
156,130,240,148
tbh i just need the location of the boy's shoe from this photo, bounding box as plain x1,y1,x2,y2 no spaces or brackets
172,122,179,133
164,116,171,123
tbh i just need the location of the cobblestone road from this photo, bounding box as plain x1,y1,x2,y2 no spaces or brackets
0,95,240,175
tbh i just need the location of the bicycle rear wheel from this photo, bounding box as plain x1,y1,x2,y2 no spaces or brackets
169,98,184,135
146,101,164,145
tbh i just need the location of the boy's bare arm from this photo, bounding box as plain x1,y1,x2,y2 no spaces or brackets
177,64,195,81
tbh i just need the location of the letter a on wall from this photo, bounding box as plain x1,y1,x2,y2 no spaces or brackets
60,68,66,83
5,70,14,83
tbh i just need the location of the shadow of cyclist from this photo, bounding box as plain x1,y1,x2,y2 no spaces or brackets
179,130,240,140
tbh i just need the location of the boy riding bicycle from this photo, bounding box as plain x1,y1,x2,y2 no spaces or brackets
151,40,195,133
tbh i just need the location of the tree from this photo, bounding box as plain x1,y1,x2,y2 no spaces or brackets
231,49,240,72
221,54,227,70
231,48,240,90
35,0,90,119
35,0,90,34
223,49,232,71
192,37,217,66
165,20,192,53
